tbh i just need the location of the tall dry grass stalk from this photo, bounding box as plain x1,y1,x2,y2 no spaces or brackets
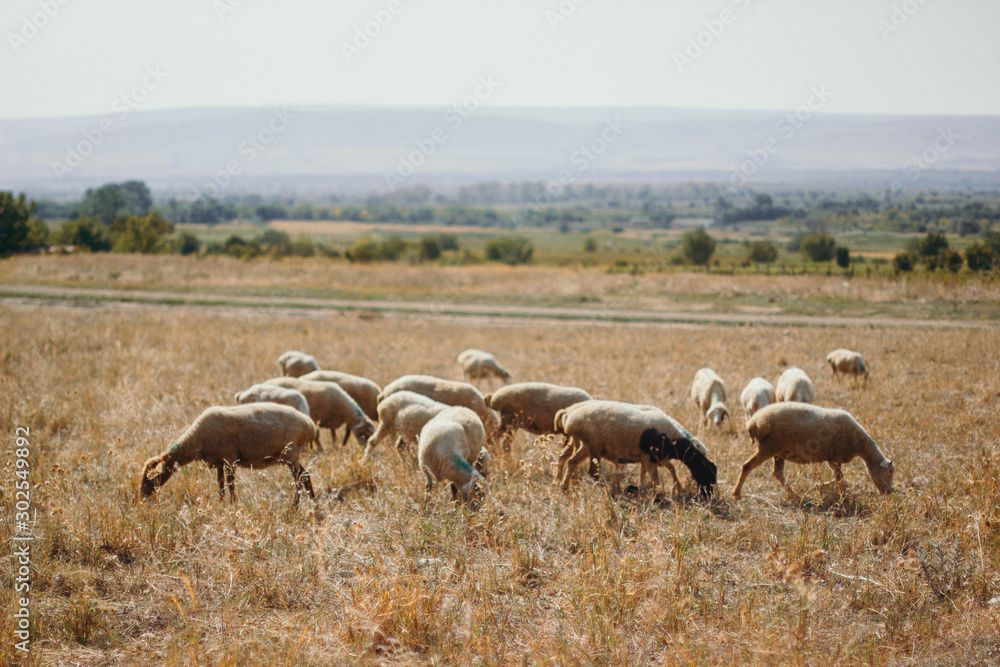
1,299,999,664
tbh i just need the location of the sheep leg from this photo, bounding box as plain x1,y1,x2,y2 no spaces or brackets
340,426,351,448
733,450,772,500
360,423,389,464
216,465,226,501
828,462,843,482
772,458,786,488
558,438,590,490
289,463,314,506
422,467,435,494
663,461,682,494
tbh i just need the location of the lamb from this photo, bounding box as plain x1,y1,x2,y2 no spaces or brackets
690,368,731,429
139,403,318,505
417,406,490,509
826,348,869,381
234,383,311,418
299,370,380,422
360,390,451,463
739,377,775,419
732,402,894,499
277,350,319,377
457,348,512,382
775,367,815,404
378,374,500,433
265,377,376,448
554,400,717,498
484,382,592,452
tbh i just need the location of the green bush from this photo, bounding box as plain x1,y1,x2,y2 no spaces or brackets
485,236,534,265
290,236,316,258
52,216,111,252
965,241,997,271
377,236,408,261
173,231,201,256
345,236,379,263
746,240,778,264
835,246,850,269
681,228,716,266
893,251,915,273
583,237,597,253
800,233,836,262
110,212,174,254
0,192,35,256
418,236,441,261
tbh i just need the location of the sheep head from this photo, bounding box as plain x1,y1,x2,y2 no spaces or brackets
352,418,376,447
709,406,729,427
870,459,895,494
139,454,176,497
455,477,487,511
474,448,491,478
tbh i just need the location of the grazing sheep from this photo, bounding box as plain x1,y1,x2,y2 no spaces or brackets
732,402,894,499
277,350,319,378
360,390,451,463
739,377,775,419
775,367,815,404
457,348,512,382
827,348,869,381
299,370,380,421
484,382,592,452
554,400,717,498
234,383,311,418
265,377,375,448
378,374,500,433
139,403,318,505
690,368,731,429
417,406,489,509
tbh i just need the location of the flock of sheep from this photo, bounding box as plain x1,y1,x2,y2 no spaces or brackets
139,345,893,509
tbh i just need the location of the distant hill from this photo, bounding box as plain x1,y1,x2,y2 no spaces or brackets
2,106,999,198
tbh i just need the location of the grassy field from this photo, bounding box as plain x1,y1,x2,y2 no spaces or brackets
3,253,1000,323
2,295,999,664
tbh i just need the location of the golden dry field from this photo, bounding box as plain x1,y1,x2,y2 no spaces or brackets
2,266,1000,664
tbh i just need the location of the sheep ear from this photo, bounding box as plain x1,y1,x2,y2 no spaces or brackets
880,460,893,470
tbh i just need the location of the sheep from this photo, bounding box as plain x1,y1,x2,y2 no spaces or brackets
139,403,318,505
277,350,319,378
417,406,489,509
234,383,311,418
775,367,815,404
554,400,717,498
739,377,775,419
378,374,500,433
483,382,592,452
827,348,869,381
732,402,894,499
360,390,451,463
690,368,731,429
265,377,376,448
457,348,512,382
299,370,380,422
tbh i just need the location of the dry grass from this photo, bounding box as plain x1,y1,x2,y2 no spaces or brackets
3,254,1000,321
2,298,1000,665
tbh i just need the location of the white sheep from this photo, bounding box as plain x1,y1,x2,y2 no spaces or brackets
775,367,815,403
826,348,869,381
234,383,311,418
378,374,500,433
484,382,592,452
457,348,512,382
417,406,489,509
554,400,718,497
690,368,731,429
265,377,375,448
299,370,380,424
139,403,318,504
739,377,775,419
732,402,894,499
277,350,319,378
360,390,451,463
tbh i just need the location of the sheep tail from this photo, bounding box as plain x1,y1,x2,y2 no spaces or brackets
553,408,568,434
483,393,494,407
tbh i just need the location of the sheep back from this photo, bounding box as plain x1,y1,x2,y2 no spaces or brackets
775,367,815,403
485,382,592,434
299,370,380,419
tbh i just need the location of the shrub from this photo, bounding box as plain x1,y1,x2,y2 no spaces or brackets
109,212,175,254
964,241,996,271
52,216,111,252
485,236,534,265
418,236,441,261
746,240,778,264
800,233,836,262
173,231,201,256
893,251,915,273
583,237,597,253
835,246,851,269
436,232,460,252
0,192,35,256
346,236,379,263
681,228,716,266
290,236,316,258
377,236,408,261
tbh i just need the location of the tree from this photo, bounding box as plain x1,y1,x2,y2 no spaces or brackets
418,235,441,261
746,240,778,264
583,237,597,253
800,234,837,262
173,231,201,256
118,181,152,216
345,236,379,263
0,192,34,256
485,236,534,265
835,246,851,269
110,212,174,254
78,184,126,224
51,216,111,252
892,251,914,273
681,228,716,266
916,231,949,259
377,236,408,261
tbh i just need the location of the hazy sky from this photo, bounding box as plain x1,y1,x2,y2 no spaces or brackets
2,0,998,119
